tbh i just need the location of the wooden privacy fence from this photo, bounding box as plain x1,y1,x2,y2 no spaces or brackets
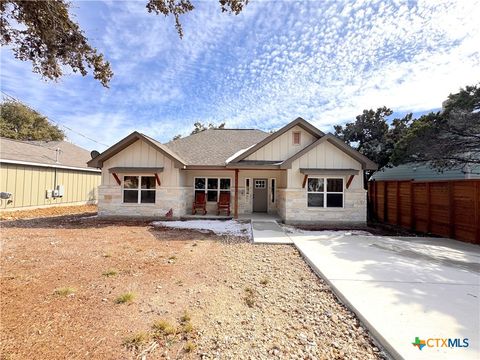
368,179,480,244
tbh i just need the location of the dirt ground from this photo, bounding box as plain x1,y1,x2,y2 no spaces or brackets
1,215,384,360
0,204,97,221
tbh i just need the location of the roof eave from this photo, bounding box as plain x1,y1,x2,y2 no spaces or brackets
87,132,186,169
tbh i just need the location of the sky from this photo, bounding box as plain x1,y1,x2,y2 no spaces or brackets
1,0,479,151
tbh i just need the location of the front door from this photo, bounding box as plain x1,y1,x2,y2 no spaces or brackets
253,179,268,212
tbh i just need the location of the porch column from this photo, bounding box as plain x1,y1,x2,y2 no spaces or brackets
234,169,239,219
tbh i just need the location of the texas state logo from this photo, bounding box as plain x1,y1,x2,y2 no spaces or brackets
412,337,426,350
412,337,469,350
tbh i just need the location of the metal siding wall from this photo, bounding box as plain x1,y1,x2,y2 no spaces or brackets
0,163,100,210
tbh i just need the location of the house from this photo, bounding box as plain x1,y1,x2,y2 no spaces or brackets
370,163,480,181
0,138,101,210
87,118,377,224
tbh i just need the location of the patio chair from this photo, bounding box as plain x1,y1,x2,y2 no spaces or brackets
192,192,207,215
217,192,231,216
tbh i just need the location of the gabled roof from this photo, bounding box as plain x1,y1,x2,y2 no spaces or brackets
0,137,95,170
87,131,186,168
227,117,324,163
280,133,378,170
165,129,269,166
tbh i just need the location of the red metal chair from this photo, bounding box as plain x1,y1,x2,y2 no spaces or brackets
192,192,207,215
217,192,231,216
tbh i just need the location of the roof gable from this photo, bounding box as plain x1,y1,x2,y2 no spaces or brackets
228,117,324,163
87,132,186,168
280,133,378,170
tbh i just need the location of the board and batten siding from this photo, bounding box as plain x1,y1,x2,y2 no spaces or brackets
0,163,100,209
101,139,180,187
97,139,185,217
288,140,363,189
245,125,316,161
281,140,366,224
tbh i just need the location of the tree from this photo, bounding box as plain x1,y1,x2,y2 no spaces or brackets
335,107,388,169
0,100,65,141
1,1,113,87
391,85,480,169
171,121,226,140
147,0,248,38
1,0,248,87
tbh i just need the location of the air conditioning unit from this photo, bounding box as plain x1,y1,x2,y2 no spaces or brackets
56,185,64,197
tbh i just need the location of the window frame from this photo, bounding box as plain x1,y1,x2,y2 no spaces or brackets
122,175,156,204
270,178,276,203
245,178,251,195
306,176,344,208
194,177,232,203
292,131,301,145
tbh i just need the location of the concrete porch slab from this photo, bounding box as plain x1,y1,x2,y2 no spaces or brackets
251,220,293,244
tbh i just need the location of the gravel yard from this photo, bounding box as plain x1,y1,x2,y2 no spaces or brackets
1,215,384,359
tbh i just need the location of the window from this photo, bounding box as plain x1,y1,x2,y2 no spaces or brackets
255,179,266,188
123,176,156,204
293,131,301,145
270,178,276,203
245,178,251,196
307,177,343,208
195,177,231,202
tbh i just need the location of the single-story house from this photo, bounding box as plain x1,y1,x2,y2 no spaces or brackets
88,117,377,224
0,138,101,210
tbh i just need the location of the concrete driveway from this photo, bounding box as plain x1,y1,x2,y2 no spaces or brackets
291,232,480,360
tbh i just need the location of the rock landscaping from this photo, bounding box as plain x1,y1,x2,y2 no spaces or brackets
1,215,384,359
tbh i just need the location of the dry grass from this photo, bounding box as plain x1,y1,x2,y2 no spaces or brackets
115,292,135,304
122,332,150,350
54,287,76,296
102,269,118,277
244,287,256,308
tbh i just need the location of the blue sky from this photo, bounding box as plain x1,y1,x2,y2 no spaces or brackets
1,0,479,151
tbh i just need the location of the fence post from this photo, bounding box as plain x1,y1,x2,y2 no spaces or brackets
396,181,401,226
410,181,415,231
426,182,431,233
448,182,455,239
384,181,388,223
476,181,480,244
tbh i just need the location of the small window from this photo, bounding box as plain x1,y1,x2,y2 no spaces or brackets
123,176,156,204
255,179,266,189
270,178,276,203
307,177,343,208
293,131,301,145
245,178,251,196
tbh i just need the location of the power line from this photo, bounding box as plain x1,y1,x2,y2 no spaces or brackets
1,91,109,148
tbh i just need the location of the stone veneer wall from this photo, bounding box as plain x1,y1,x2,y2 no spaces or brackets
281,188,366,224
98,185,191,217
276,188,287,220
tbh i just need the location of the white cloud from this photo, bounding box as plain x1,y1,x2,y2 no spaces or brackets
1,0,479,149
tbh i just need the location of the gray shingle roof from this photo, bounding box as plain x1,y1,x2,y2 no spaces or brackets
0,137,93,169
165,129,269,166
370,163,480,181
